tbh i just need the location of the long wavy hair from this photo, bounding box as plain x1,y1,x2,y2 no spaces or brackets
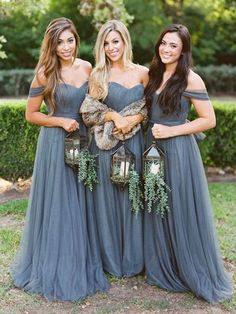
35,17,80,113
144,24,192,115
89,19,133,100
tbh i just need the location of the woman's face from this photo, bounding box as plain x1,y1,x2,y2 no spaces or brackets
104,30,125,63
56,29,76,63
158,32,183,67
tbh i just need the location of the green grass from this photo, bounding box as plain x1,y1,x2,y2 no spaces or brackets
0,182,235,312
209,182,236,264
0,199,28,218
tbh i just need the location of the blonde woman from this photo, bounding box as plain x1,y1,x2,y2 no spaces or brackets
81,20,149,277
10,17,108,301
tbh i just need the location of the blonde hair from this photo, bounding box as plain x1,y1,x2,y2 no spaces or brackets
89,20,133,100
35,17,80,113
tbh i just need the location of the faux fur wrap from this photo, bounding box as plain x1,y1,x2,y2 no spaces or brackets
80,94,147,150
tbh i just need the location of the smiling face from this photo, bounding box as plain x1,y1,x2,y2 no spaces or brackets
158,32,183,68
56,29,76,63
104,30,125,64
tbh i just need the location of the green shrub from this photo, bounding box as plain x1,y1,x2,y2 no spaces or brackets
0,101,46,181
0,101,235,182
0,69,34,96
188,102,236,167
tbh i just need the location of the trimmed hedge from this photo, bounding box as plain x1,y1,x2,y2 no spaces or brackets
0,66,236,96
0,101,236,182
0,102,46,181
189,102,236,167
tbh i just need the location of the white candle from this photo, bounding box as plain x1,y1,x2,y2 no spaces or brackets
120,161,130,176
150,163,160,175
74,148,79,157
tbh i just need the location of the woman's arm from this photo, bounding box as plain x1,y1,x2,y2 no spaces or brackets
26,75,79,132
152,71,216,139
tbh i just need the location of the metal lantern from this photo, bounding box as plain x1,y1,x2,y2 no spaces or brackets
64,130,87,168
110,142,135,187
143,141,165,178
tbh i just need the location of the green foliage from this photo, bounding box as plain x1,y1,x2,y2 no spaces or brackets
0,36,7,60
80,0,133,30
144,167,170,217
1,0,236,68
78,149,99,191
0,100,236,182
189,101,236,167
195,65,236,94
0,102,41,182
128,165,143,215
0,69,34,96
0,199,28,217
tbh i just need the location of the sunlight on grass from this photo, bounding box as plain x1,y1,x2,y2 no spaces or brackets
209,182,236,264
0,199,27,218
0,182,235,312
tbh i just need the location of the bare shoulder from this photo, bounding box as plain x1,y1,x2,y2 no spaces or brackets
31,68,47,88
187,69,206,90
136,64,149,75
135,64,149,86
77,58,92,74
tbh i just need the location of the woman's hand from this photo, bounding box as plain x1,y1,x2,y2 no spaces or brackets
152,124,174,139
61,118,79,132
112,114,132,135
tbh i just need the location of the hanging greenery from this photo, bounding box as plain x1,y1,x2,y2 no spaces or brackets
128,164,143,215
78,149,98,191
144,164,170,218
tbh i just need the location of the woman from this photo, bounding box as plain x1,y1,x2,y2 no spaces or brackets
144,24,233,303
80,20,149,277
10,17,108,301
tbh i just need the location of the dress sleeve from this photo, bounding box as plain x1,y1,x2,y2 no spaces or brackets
183,90,210,100
28,86,45,97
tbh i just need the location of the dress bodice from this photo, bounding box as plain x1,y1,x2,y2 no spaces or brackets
104,82,144,110
149,90,209,126
29,82,88,121
29,82,88,135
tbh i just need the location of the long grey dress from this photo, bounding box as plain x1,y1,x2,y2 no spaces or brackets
10,82,108,301
144,90,233,303
88,82,144,277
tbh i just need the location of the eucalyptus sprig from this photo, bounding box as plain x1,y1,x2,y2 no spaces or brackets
78,149,98,191
129,165,143,215
144,165,170,217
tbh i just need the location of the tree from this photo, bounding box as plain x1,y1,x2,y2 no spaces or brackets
0,36,7,59
79,0,133,30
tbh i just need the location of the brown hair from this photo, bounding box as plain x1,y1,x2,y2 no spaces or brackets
145,24,192,115
35,17,80,113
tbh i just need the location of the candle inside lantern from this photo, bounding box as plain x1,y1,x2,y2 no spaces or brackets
150,163,160,175
120,161,130,176
74,148,79,157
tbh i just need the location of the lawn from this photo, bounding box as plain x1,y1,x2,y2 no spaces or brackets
0,182,235,313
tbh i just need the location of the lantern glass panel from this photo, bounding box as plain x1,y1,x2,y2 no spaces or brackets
64,130,87,167
143,142,164,177
110,143,135,186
